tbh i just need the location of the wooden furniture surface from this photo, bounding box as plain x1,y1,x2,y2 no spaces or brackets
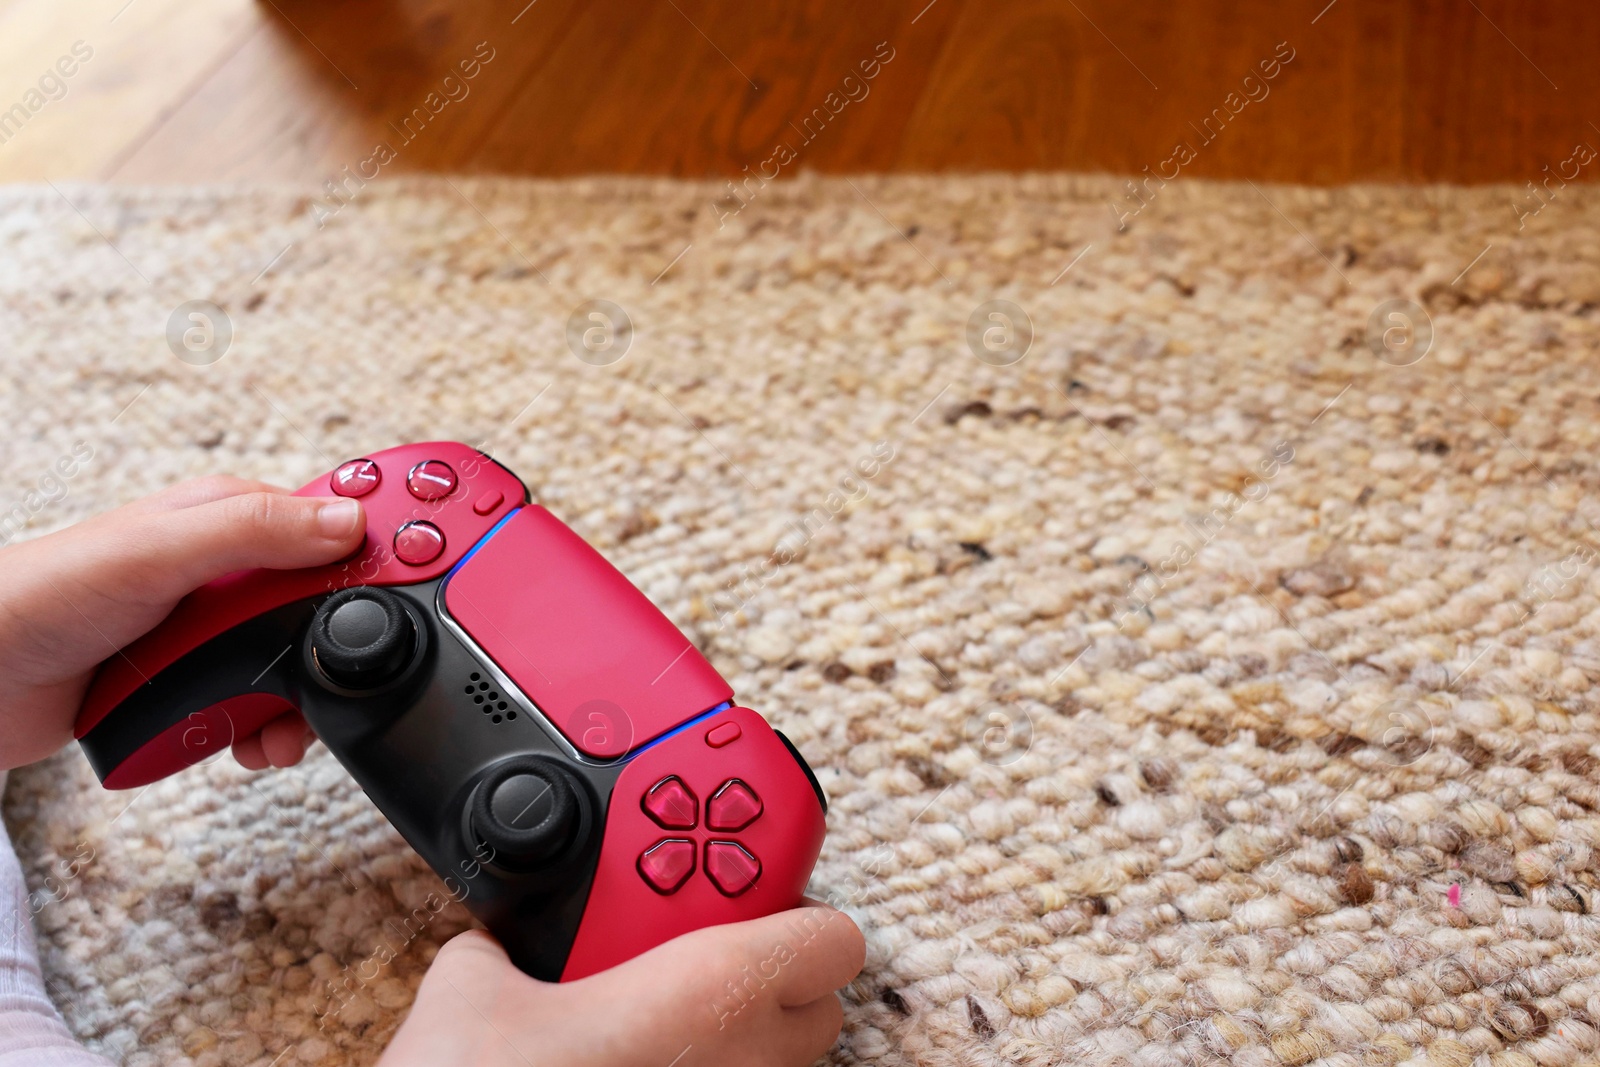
0,0,1592,184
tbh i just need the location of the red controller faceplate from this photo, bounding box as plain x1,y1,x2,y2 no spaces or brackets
561,705,828,980
76,443,527,770
444,507,733,759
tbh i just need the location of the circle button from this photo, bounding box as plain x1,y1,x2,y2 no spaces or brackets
407,460,458,500
393,520,445,566
331,459,381,497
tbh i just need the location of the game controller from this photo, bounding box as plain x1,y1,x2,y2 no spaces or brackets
74,442,827,980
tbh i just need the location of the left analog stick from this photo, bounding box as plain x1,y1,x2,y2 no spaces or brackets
311,588,416,689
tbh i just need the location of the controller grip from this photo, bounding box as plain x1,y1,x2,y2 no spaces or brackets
76,441,528,788
78,600,312,788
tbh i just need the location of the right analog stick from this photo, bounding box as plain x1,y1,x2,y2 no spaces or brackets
471,757,581,869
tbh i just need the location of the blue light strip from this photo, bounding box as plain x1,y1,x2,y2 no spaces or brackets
624,699,734,762
440,507,734,766
443,507,522,584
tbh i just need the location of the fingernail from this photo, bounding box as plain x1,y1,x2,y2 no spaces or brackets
317,498,363,538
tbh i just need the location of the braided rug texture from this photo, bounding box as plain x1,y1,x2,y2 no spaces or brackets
3,175,1600,1067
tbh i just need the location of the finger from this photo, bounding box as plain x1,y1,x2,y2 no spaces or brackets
780,995,845,1064
659,902,864,1011
257,711,314,767
386,931,549,1065
434,929,515,972
232,731,269,771
93,492,366,601
427,930,544,1004
114,476,294,516
769,907,864,1007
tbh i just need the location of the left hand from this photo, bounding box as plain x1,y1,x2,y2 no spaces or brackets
0,476,367,771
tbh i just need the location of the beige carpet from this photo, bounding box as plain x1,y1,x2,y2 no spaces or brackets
5,173,1600,1067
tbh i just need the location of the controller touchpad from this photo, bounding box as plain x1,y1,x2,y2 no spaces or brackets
443,506,732,759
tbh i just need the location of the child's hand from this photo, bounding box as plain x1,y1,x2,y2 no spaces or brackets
380,902,865,1067
0,476,366,771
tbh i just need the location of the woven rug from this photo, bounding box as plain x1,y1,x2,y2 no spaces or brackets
4,173,1600,1067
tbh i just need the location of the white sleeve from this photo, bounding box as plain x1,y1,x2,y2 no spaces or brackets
0,772,115,1067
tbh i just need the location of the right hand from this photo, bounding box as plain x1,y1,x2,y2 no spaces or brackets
378,903,865,1067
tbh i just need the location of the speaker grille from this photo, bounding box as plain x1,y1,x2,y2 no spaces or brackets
463,671,517,724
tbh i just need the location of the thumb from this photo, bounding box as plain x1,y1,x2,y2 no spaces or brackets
596,904,864,1009
125,491,367,594
50,489,366,616
0,484,369,735
420,930,539,1012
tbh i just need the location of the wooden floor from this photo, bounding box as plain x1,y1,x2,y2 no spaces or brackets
0,0,1596,185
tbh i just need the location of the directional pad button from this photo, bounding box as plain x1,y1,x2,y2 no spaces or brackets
707,779,763,832
704,841,761,897
642,776,698,830
638,839,695,894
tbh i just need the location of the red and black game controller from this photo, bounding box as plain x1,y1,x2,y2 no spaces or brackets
73,443,827,980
